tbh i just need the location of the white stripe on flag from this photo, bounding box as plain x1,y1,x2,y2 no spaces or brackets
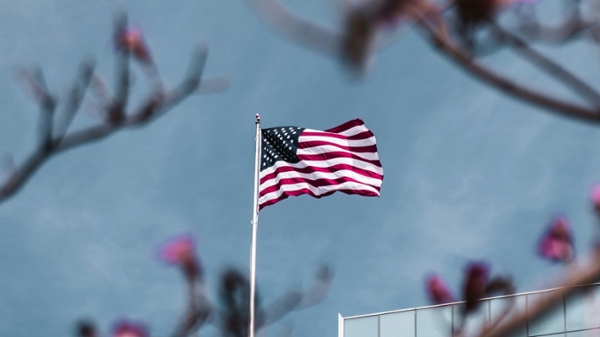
259,166,382,191
297,145,380,161
298,135,377,148
259,181,381,205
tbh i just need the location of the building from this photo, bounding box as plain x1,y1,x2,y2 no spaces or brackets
338,283,600,337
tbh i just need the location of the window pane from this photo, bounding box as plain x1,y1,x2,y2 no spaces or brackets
566,290,586,331
566,285,600,332
344,317,378,337
489,295,527,337
380,311,415,337
567,328,600,337
416,306,452,337
460,300,489,334
528,291,565,336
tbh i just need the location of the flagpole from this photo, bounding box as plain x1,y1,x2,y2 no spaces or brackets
249,114,261,337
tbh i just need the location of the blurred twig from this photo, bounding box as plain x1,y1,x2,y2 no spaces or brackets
243,0,600,122
210,265,333,336
242,0,344,58
491,23,600,106
469,250,600,337
411,3,600,123
0,13,227,205
510,0,593,44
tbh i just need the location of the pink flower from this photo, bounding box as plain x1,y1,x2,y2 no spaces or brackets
158,234,195,264
111,320,148,337
116,27,152,64
538,215,574,263
157,234,201,280
425,274,455,304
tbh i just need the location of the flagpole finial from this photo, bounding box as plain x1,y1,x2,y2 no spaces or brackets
255,114,261,123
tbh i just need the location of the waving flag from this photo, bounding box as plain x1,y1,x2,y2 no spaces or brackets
258,119,383,209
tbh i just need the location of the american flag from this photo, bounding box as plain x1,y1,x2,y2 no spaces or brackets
258,119,383,210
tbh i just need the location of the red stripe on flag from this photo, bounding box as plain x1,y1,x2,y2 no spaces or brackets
323,118,365,134
259,164,383,185
298,141,378,153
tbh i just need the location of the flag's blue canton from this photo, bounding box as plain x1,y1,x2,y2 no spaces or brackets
261,126,305,171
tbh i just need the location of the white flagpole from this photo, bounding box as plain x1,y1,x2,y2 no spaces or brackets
249,114,262,337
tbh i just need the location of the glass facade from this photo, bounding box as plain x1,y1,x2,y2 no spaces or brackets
339,283,600,337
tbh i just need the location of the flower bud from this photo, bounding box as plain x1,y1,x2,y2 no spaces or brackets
116,27,152,64
111,320,148,337
462,262,490,314
425,274,454,304
157,234,201,281
538,215,574,263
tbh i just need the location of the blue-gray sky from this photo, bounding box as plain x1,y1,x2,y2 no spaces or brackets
1,1,600,336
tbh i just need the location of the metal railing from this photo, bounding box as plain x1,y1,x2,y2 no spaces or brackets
338,283,600,337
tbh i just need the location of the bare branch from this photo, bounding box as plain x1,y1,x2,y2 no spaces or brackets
263,265,334,326
492,23,600,107
112,12,129,124
55,59,95,142
241,0,600,124
171,278,212,337
0,17,225,205
470,250,600,337
241,0,344,58
197,77,231,95
209,265,333,336
413,8,600,124
16,67,59,153
509,0,592,44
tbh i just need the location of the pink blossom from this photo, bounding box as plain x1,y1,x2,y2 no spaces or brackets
158,234,195,264
538,215,574,263
425,274,455,304
116,27,152,64
111,320,148,337
157,234,201,280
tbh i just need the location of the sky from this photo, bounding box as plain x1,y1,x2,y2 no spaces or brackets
1,1,600,336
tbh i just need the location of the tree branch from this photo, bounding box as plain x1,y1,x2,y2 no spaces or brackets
470,250,600,337
241,0,343,58
0,15,226,205
413,9,600,124
492,22,600,107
